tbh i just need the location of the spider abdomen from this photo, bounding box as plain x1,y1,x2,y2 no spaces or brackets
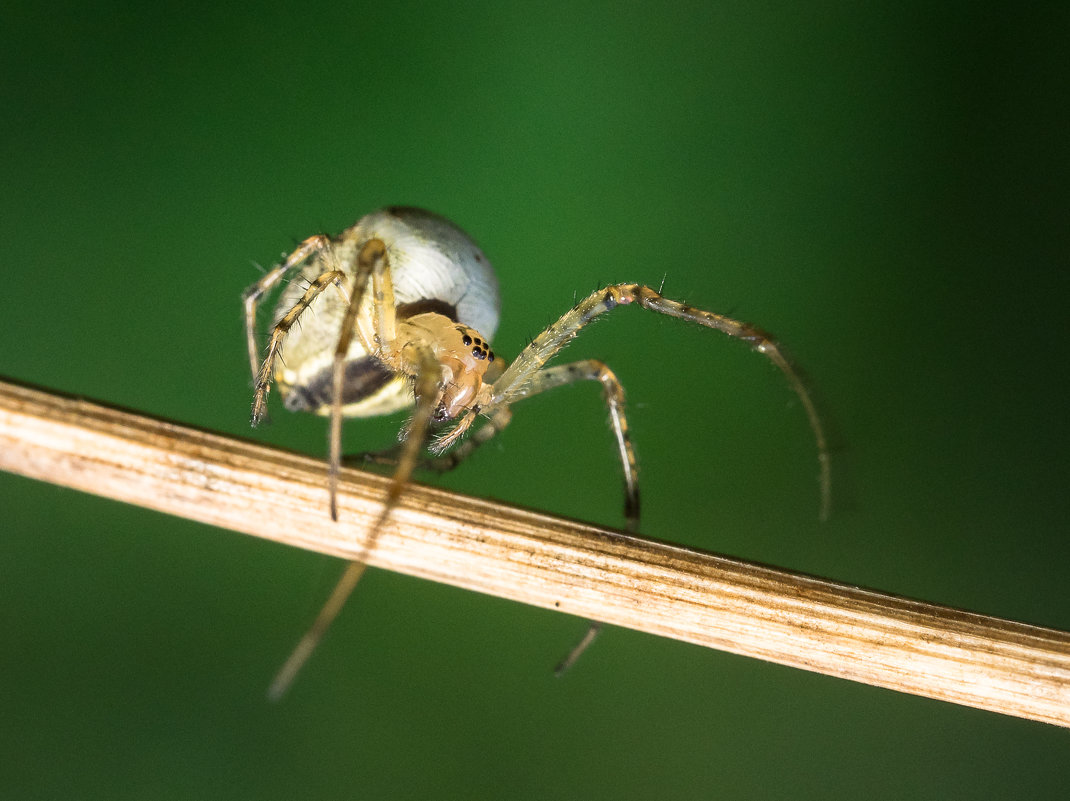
272,207,501,419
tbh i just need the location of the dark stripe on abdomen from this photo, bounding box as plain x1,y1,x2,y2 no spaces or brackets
396,299,459,322
282,357,395,412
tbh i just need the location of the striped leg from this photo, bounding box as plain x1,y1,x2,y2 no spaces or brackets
243,235,334,385
250,267,346,425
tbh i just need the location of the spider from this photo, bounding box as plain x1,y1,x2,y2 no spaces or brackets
244,206,830,698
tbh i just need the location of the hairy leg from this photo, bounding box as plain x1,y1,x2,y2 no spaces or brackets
243,235,333,383
494,284,830,520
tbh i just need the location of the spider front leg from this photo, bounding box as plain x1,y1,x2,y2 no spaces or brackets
325,236,440,514
495,283,831,520
326,238,392,520
270,240,446,700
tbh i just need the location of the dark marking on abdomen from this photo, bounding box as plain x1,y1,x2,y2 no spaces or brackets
282,357,395,412
396,299,460,322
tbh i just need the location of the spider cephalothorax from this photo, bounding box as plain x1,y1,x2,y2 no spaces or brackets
394,313,500,423
244,206,830,697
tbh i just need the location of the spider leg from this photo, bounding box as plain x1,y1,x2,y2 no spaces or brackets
266,559,368,701
327,239,387,520
426,408,513,471
243,235,334,384
494,284,830,520
346,407,513,473
269,242,446,700
390,342,445,502
267,239,387,700
495,359,638,531
370,246,397,350
268,341,442,701
250,267,346,425
343,444,405,469
554,625,601,676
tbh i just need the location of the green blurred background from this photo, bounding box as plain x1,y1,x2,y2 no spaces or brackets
2,1,1068,798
